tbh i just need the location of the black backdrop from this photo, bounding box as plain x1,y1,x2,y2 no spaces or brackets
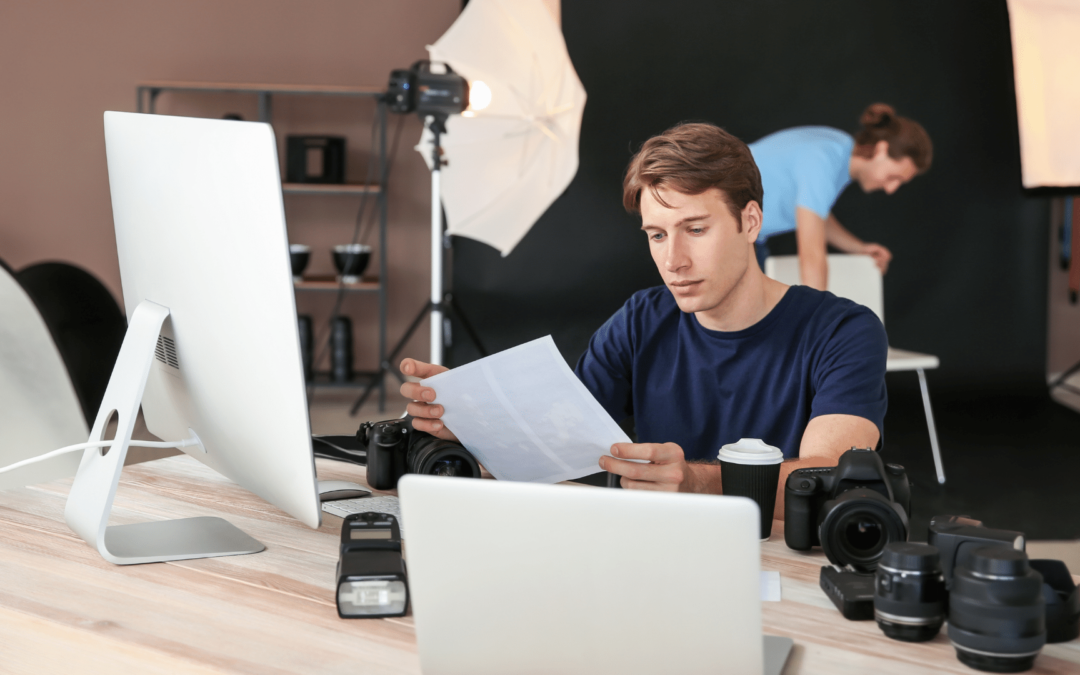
445,0,1049,392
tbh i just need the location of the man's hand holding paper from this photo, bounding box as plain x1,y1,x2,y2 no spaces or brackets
399,336,633,484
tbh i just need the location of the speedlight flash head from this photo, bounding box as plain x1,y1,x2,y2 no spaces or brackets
336,512,408,618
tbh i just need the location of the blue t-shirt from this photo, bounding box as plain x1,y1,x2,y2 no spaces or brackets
750,127,855,241
574,285,887,460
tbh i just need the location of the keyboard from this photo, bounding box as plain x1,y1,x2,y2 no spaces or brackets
322,495,404,536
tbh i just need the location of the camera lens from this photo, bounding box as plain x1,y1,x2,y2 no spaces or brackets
818,488,908,572
949,546,1046,673
845,517,883,553
873,542,946,642
407,433,481,479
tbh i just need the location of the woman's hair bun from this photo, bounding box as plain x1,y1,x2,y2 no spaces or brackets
860,103,897,129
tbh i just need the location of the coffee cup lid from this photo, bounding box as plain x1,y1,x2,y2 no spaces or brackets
716,438,784,465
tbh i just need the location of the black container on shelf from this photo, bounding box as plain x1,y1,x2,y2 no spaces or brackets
330,316,353,382
286,136,346,184
332,244,372,283
297,314,313,382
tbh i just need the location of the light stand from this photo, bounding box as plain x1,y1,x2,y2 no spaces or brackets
349,114,487,415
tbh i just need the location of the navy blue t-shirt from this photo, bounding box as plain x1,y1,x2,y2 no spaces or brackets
574,285,888,460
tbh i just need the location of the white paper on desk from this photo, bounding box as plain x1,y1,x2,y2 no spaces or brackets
760,571,781,602
422,335,631,483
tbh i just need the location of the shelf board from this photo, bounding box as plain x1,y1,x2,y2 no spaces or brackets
294,275,380,293
282,183,381,196
138,80,385,97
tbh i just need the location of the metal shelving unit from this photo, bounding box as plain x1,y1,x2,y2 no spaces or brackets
137,80,390,411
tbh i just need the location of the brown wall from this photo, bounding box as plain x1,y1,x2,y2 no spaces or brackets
0,0,465,373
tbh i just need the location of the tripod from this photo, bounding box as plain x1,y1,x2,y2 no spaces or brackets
350,115,487,415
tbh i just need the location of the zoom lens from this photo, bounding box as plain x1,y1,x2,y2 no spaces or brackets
819,488,908,572
406,433,482,479
874,542,946,642
949,546,1046,673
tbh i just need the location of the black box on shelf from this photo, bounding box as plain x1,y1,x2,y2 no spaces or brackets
286,136,346,184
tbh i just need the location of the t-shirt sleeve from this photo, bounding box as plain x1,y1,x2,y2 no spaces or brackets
809,307,888,441
574,301,635,423
794,151,841,220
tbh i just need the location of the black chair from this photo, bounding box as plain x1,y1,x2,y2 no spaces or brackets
16,262,127,426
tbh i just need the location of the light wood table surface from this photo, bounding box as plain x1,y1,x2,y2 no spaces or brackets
1,455,1078,674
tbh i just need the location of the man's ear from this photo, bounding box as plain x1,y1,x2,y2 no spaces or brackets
742,201,763,241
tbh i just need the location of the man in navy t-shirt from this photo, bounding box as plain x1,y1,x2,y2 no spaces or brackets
399,122,887,520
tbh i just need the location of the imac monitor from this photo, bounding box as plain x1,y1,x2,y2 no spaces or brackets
64,111,321,564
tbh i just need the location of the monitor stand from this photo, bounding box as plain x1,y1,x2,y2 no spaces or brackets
64,300,265,565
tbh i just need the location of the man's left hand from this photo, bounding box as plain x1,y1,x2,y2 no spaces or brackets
598,442,700,492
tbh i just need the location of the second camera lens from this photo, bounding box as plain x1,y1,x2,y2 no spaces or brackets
874,542,947,642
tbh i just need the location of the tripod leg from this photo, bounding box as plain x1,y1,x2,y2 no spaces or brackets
350,300,433,416
444,293,488,357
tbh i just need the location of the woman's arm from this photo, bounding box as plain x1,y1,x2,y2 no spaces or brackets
825,213,893,273
795,207,828,290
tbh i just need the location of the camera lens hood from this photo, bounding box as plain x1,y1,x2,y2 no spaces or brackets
819,488,908,572
1029,559,1080,644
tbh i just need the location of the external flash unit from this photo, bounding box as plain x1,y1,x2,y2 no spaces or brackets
336,512,408,618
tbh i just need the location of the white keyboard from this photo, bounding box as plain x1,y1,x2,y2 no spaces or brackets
322,495,404,536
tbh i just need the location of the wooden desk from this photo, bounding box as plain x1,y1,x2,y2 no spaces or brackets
1,456,1077,674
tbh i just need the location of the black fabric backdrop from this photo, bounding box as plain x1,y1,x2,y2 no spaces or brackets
444,0,1049,391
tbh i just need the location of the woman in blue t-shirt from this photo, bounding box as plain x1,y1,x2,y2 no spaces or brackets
749,103,933,289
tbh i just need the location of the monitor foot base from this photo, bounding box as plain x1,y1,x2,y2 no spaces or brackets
64,300,264,565
102,517,264,564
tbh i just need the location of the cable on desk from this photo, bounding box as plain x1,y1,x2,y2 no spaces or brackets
0,438,201,475
312,435,368,466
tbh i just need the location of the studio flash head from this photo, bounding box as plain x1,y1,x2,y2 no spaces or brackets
385,61,469,118
926,514,1025,587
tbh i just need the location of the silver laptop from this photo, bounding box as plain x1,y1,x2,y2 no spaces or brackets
398,476,793,675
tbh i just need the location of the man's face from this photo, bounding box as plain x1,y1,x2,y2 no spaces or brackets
856,141,918,194
640,186,760,316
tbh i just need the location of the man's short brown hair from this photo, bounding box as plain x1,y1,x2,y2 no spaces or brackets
622,122,764,230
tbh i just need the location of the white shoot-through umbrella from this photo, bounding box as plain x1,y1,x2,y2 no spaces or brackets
418,0,587,257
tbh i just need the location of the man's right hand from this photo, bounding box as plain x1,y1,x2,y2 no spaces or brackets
399,358,459,442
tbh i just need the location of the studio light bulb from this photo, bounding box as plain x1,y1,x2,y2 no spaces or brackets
469,80,492,112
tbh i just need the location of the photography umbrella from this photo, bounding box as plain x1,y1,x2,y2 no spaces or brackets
418,0,587,256
350,0,586,403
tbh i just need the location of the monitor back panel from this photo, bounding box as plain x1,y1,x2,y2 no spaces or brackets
104,111,320,528
399,476,763,675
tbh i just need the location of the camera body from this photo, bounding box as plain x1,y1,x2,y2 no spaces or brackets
357,416,481,490
785,448,910,571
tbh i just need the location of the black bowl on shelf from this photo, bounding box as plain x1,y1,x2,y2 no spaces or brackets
289,244,311,282
332,244,371,283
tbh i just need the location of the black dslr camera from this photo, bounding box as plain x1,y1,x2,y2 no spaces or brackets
785,447,910,571
356,417,481,491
